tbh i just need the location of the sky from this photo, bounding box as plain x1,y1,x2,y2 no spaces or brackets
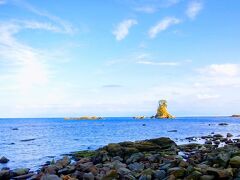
0,0,240,117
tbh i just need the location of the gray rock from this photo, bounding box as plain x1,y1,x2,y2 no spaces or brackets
12,173,36,179
147,154,161,162
0,170,10,179
139,174,151,180
83,172,94,180
0,156,9,164
126,152,144,164
77,162,94,172
117,167,131,176
154,170,166,179
128,162,144,172
112,160,126,169
41,174,61,180
12,168,30,177
227,133,233,137
112,156,123,162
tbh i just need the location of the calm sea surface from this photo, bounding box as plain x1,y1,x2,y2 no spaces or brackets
0,117,240,170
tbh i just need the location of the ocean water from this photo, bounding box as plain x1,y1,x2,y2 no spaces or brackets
0,117,240,170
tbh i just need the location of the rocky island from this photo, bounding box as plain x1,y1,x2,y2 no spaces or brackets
64,116,102,120
155,100,174,119
231,115,240,118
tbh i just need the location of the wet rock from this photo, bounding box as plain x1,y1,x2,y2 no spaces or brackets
200,175,215,180
112,160,126,169
112,156,123,162
205,140,212,145
55,156,70,169
219,123,228,126
12,128,19,130
41,174,61,180
139,168,153,180
179,160,189,168
0,156,9,164
12,168,30,177
128,162,144,172
153,170,166,179
12,173,36,179
186,170,202,180
213,134,223,138
102,170,118,180
229,156,240,168
227,133,233,137
76,162,94,172
213,140,220,145
83,172,94,180
20,138,36,142
0,170,10,179
168,167,186,178
117,167,131,176
201,135,212,139
168,130,177,132
206,167,231,179
126,152,144,164
57,165,75,175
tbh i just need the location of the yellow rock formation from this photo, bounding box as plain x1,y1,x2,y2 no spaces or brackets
155,100,174,119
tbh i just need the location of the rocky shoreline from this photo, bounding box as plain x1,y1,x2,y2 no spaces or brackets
1,133,240,180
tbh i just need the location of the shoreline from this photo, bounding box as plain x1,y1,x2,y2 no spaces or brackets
1,132,240,179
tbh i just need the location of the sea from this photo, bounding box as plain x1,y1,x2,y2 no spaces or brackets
0,117,240,170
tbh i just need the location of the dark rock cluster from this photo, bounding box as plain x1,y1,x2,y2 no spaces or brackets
1,135,240,179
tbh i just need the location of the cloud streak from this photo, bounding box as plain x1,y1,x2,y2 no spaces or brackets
186,0,203,19
137,60,179,66
149,17,181,38
113,19,138,41
12,0,77,34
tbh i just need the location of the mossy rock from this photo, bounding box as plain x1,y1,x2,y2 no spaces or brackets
102,170,119,180
73,150,97,160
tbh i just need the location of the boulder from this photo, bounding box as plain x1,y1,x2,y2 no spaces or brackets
0,170,10,180
128,162,144,172
153,170,166,179
82,172,94,180
11,168,30,177
102,170,118,180
168,167,186,178
126,152,144,164
229,156,240,168
40,174,61,180
0,156,9,164
12,173,36,179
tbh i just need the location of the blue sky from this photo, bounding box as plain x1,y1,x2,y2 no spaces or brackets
0,0,240,117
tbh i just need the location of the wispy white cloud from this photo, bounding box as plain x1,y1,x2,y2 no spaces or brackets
198,64,239,77
197,94,220,100
102,84,123,88
135,6,157,13
113,19,138,41
149,17,181,38
186,0,203,20
0,22,51,90
135,53,180,66
12,0,77,34
137,60,179,66
133,0,181,13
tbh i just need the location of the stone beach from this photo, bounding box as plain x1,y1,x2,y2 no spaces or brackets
1,132,240,180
